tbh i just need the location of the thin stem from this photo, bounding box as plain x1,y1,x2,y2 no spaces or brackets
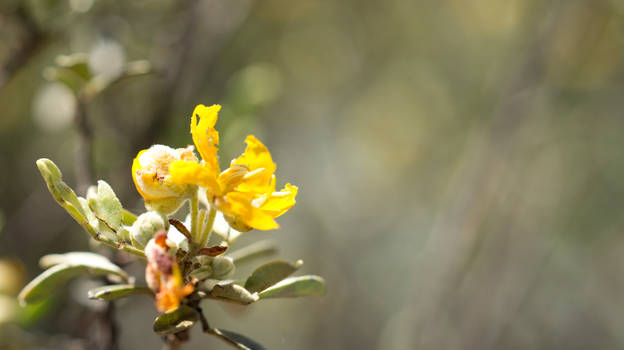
75,98,94,195
197,209,206,239
195,307,250,350
199,207,216,248
0,4,48,90
190,190,199,243
103,300,119,350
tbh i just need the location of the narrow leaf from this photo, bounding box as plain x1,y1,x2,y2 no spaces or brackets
36,158,86,220
18,257,127,305
244,259,302,293
258,275,326,299
198,245,227,257
88,284,153,301
38,252,126,279
153,305,198,336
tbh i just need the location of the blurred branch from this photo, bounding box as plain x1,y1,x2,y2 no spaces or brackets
75,98,94,195
196,306,250,350
0,4,48,90
131,0,201,152
131,0,257,152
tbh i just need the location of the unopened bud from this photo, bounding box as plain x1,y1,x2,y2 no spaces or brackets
130,211,168,249
212,256,235,279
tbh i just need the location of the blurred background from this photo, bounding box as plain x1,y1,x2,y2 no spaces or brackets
2,0,624,349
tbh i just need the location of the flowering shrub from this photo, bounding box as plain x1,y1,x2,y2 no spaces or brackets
18,104,325,349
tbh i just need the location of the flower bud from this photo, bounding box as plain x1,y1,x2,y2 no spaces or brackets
212,256,235,279
132,145,197,214
131,211,168,249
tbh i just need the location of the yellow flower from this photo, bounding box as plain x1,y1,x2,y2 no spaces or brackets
132,145,197,214
169,104,298,231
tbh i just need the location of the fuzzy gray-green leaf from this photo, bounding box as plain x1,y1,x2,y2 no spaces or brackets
18,256,128,305
153,305,198,336
38,252,126,280
244,259,302,293
89,180,123,231
88,284,153,301
36,158,87,222
258,275,326,299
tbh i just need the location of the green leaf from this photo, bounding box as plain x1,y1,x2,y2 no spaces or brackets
88,284,153,301
153,305,198,336
17,295,56,327
212,328,267,350
43,54,92,93
38,252,126,277
258,275,326,299
89,180,123,232
244,259,302,293
18,253,128,305
36,159,90,232
55,53,91,81
205,280,258,304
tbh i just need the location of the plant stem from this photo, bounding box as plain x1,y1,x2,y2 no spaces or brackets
190,190,199,243
195,306,250,350
199,207,216,248
0,3,48,90
103,301,119,350
197,209,206,239
75,97,94,195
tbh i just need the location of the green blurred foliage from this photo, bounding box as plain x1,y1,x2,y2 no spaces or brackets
3,0,624,349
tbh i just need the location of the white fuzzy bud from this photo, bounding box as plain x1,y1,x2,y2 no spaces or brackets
212,256,235,279
130,211,167,249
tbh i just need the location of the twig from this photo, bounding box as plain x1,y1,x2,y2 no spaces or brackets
0,4,48,90
75,98,94,194
131,0,200,152
195,306,251,350
102,300,119,350
163,330,189,350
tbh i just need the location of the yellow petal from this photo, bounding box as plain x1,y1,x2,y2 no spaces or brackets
190,104,221,172
220,192,279,231
169,160,221,196
231,135,276,193
260,183,298,218
132,149,151,199
218,164,249,193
